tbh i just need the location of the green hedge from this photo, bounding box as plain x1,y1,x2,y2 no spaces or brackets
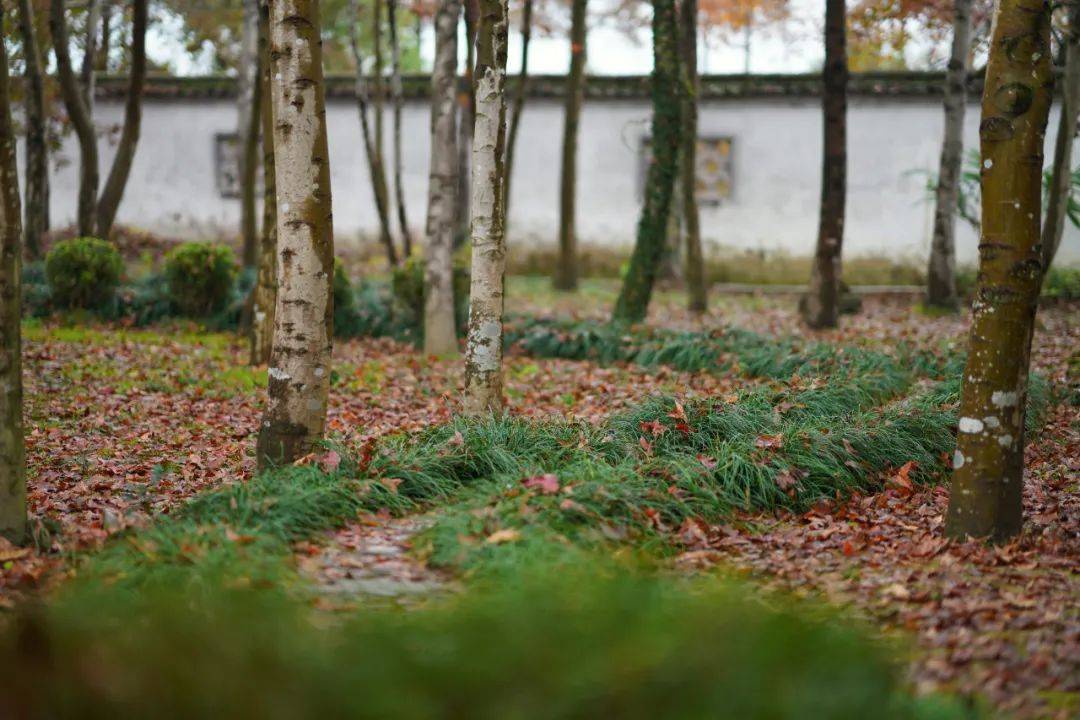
44,237,123,310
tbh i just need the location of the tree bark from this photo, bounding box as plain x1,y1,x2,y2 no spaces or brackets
455,0,479,246
944,0,1053,543
554,0,587,291
250,0,277,367
801,0,847,329
238,0,261,268
374,0,387,187
611,0,682,325
0,3,25,542
80,0,100,112
16,0,48,258
388,0,413,257
680,0,706,314
350,0,399,267
926,0,973,311
50,0,99,237
98,1,112,72
462,0,509,416
256,0,335,469
424,0,461,357
503,0,532,226
1041,0,1080,271
95,0,147,239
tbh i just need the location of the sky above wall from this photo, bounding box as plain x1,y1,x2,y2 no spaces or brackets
148,0,944,77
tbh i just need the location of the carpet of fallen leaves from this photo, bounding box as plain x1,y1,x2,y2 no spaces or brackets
3,293,1077,719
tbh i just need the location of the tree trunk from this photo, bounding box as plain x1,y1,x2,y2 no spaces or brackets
554,0,587,291
98,1,112,72
926,0,973,311
680,0,705,314
49,0,99,237
374,0,387,188
455,0,479,247
503,0,532,227
16,0,47,259
1041,0,1080,271
350,0,398,267
80,0,100,112
95,0,147,239
462,0,509,416
611,0,682,325
388,0,413,257
424,0,462,357
256,0,335,469
801,0,847,329
238,0,261,268
0,3,25,542
250,0,277,367
944,0,1053,543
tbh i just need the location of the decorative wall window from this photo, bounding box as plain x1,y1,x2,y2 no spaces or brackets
215,133,241,199
639,135,734,206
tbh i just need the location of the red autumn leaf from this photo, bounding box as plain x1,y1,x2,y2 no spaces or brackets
448,430,465,447
639,436,653,455
667,400,688,422
891,460,917,490
639,419,665,437
755,434,783,450
523,473,560,494
698,454,718,470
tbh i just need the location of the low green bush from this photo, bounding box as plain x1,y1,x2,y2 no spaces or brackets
164,242,237,317
1042,266,1080,301
44,237,123,310
391,257,470,333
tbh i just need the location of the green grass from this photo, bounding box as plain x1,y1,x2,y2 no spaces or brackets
0,560,976,720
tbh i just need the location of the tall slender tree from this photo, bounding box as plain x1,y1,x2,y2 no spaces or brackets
388,0,413,257
680,0,706,314
611,0,683,325
800,0,848,329
0,2,25,542
350,0,399,266
462,0,509,415
554,0,588,291
424,0,462,357
455,0,479,246
944,0,1052,542
1041,0,1080,271
926,0,974,311
50,0,99,237
250,0,277,367
238,0,262,268
96,0,148,239
503,0,533,224
80,0,100,110
256,0,336,468
16,0,48,259
50,0,148,239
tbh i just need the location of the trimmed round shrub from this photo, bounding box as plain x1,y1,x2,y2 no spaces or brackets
391,257,470,332
44,237,124,310
164,242,237,317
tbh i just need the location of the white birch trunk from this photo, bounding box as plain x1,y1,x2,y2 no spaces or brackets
256,0,335,468
424,0,461,357
462,0,509,416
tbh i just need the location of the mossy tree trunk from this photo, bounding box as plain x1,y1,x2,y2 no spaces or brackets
463,0,509,416
801,0,847,329
256,0,335,469
350,0,398,267
424,0,462,357
238,0,262,268
503,0,532,227
388,0,413,257
250,0,277,367
611,0,682,325
95,0,148,240
1041,0,1080,271
554,0,588,291
926,0,973,312
944,0,1053,543
0,3,25,542
16,0,47,259
49,0,99,237
679,0,706,315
